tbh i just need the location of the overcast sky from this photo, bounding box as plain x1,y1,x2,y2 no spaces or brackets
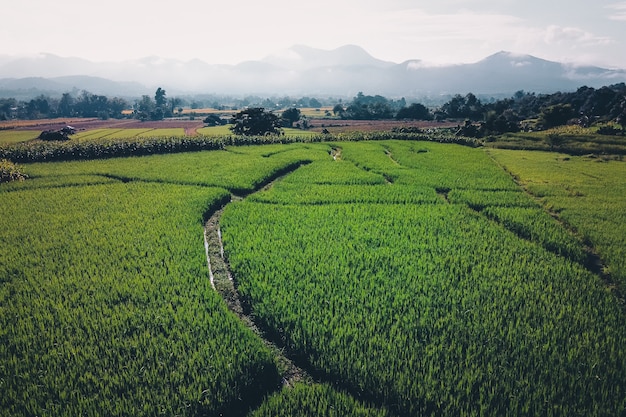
4,0,626,68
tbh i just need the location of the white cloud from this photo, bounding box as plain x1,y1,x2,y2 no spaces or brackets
543,25,613,46
355,8,528,63
606,2,626,20
2,0,626,68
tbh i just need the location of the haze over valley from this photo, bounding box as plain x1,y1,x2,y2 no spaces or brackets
1,45,625,100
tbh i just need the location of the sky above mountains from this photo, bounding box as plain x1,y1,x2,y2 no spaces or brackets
4,0,626,68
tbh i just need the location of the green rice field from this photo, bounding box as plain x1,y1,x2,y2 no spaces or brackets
1,140,624,416
0,130,40,144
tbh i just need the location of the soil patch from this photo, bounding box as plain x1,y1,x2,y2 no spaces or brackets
9,118,204,134
307,118,459,133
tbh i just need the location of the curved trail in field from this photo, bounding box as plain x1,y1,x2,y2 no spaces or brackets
184,124,202,136
203,174,313,388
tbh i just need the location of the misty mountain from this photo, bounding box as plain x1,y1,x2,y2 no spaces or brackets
0,46,625,99
0,76,146,100
394,52,626,95
261,44,396,71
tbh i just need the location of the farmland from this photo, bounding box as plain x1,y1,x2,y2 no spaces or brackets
1,135,625,416
488,148,626,289
222,141,626,416
0,182,277,416
0,119,204,145
0,116,456,146
487,125,626,155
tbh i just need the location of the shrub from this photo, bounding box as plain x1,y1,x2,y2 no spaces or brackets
597,125,622,136
0,159,27,183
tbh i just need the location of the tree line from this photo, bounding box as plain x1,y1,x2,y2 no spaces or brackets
2,83,625,136
0,89,329,122
0,88,182,121
333,83,626,136
0,91,128,120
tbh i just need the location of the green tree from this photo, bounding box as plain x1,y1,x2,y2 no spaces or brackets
482,110,519,134
281,108,301,127
58,93,74,117
25,95,51,119
441,93,484,120
309,97,322,108
74,91,110,118
343,92,393,120
332,104,344,117
539,104,575,128
396,102,432,120
0,98,18,120
168,97,182,115
155,88,167,108
108,97,128,118
230,108,282,136
150,107,164,121
150,88,167,120
136,95,154,121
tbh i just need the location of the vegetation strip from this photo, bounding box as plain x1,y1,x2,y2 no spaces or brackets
0,131,478,163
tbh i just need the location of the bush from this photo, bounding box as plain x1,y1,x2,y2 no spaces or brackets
203,114,227,126
0,159,28,183
597,125,622,136
38,130,70,141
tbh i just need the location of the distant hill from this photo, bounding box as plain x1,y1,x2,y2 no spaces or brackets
0,75,148,100
392,51,626,95
1,46,625,98
261,44,396,71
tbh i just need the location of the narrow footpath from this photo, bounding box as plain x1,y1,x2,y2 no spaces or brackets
204,196,312,387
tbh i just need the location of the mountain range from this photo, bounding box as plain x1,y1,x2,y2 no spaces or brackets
1,45,625,99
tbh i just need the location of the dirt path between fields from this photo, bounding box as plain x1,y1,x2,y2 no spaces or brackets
204,199,312,387
184,124,202,136
203,166,314,388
